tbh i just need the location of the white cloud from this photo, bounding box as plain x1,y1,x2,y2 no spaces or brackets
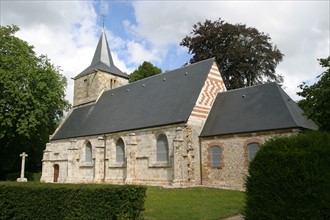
130,1,204,46
1,1,329,104
125,40,164,65
1,1,132,104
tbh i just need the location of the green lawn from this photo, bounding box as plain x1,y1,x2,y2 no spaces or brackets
143,187,245,220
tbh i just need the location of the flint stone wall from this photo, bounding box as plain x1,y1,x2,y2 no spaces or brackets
200,129,301,190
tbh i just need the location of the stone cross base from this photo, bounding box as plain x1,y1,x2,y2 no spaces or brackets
17,178,28,182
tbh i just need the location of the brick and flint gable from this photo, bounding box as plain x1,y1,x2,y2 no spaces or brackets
190,62,226,120
185,61,226,184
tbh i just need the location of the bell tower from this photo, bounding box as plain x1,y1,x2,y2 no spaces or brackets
73,30,128,107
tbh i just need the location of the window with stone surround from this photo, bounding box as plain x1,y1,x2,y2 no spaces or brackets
244,138,263,167
116,138,125,163
210,145,223,168
248,143,260,162
85,141,92,162
156,134,169,162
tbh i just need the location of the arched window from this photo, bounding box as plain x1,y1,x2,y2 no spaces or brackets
85,141,92,162
210,146,222,167
248,143,260,162
157,134,169,162
116,138,125,163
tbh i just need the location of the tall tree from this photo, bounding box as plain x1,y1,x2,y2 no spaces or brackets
0,25,70,175
297,57,330,131
181,19,284,90
129,61,162,83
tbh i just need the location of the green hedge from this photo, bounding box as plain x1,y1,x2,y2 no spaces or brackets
0,182,146,219
244,131,330,220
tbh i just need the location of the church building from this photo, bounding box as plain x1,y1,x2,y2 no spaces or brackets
40,31,317,190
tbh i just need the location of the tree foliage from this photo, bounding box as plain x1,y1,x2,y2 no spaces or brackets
298,56,330,131
0,25,70,174
129,61,162,83
180,19,284,90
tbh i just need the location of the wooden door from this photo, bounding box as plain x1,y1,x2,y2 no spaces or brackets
53,164,59,182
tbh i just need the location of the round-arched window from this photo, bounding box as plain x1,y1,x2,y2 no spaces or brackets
156,134,169,162
116,138,125,163
85,141,92,162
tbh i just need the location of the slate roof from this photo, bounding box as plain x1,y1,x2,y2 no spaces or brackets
51,58,215,140
74,31,128,79
200,83,318,137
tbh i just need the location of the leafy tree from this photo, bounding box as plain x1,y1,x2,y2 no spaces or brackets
0,25,70,175
298,57,330,131
180,19,284,90
129,61,162,83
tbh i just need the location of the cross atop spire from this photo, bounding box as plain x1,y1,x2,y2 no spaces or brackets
101,14,106,30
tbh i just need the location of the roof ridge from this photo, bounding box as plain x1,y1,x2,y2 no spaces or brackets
275,84,318,130
102,58,216,94
216,82,277,95
165,57,215,74
275,84,300,125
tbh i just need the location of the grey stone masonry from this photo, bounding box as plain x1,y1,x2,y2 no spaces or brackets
73,70,128,107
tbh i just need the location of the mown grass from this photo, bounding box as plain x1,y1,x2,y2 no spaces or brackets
143,187,245,220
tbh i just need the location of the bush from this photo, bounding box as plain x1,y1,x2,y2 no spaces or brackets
0,182,146,219
244,131,330,220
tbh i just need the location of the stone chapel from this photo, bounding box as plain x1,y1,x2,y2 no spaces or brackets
40,31,317,190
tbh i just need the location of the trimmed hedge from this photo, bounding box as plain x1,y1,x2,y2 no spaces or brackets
0,182,146,219
244,132,330,220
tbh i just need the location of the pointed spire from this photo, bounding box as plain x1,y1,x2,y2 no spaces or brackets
74,30,128,79
90,31,115,68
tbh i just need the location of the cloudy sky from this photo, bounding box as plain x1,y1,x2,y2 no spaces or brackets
1,0,329,103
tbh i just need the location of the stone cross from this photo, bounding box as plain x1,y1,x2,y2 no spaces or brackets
17,152,28,182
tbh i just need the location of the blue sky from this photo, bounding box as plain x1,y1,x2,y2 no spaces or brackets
1,1,329,103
